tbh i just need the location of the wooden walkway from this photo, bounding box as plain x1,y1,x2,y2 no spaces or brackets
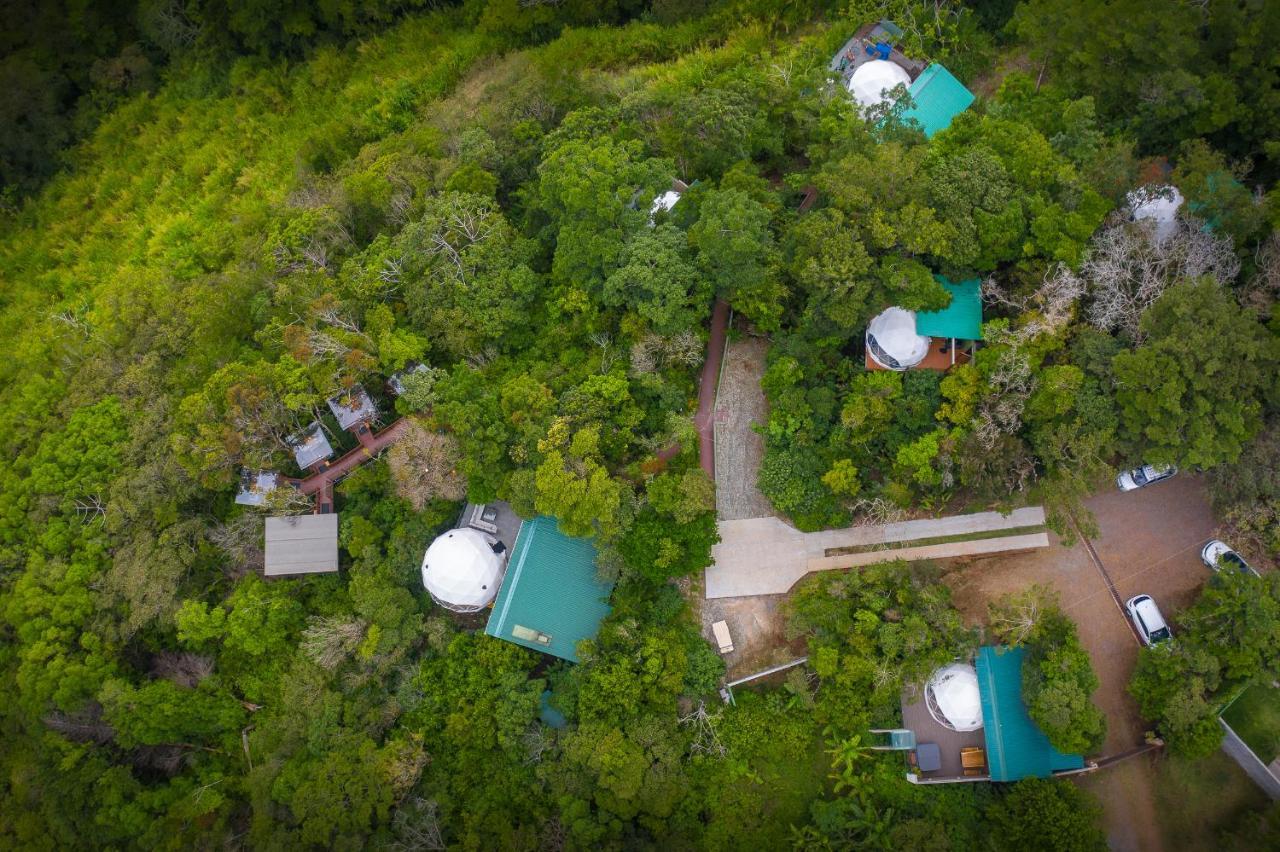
693,299,730,479
298,418,410,510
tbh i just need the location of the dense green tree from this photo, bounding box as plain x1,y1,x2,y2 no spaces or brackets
984,779,1107,852
1113,279,1278,469
689,186,785,330
603,224,710,334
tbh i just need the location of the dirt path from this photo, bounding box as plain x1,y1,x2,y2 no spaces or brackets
713,332,774,521
1078,756,1164,852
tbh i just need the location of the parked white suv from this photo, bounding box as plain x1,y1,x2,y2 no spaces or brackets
1125,595,1172,646
1116,463,1177,492
1200,539,1260,578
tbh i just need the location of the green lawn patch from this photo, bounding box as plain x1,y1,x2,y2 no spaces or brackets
1151,749,1270,850
1221,683,1280,764
823,525,1047,558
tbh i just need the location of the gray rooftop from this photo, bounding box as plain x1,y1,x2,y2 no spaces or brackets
264,514,339,576
235,470,281,506
288,422,334,470
327,384,378,430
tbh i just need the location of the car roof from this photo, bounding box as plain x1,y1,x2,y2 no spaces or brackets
1134,597,1166,630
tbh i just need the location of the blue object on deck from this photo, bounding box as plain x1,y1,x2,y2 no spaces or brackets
916,742,942,772
875,42,891,60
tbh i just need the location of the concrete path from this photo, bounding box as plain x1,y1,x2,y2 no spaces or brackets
706,506,1047,598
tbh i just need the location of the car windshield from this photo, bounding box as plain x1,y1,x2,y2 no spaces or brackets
1132,468,1149,485
1222,552,1249,573
1149,626,1171,643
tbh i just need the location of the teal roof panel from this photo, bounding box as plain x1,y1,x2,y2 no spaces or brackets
916,276,983,340
902,64,975,139
485,516,612,663
976,646,1085,782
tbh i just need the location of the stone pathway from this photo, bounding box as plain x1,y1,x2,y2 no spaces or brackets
706,506,1048,598
713,334,774,521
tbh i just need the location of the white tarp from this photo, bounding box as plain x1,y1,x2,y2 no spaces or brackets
421,527,504,611
867,307,930,369
927,663,984,732
848,59,911,108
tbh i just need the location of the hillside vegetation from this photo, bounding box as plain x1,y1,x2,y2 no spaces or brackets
1,0,1278,848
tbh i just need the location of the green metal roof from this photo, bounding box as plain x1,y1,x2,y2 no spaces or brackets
915,276,983,340
976,646,1085,782
902,64,974,138
485,516,612,663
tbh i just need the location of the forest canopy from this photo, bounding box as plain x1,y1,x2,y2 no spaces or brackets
1,0,1278,848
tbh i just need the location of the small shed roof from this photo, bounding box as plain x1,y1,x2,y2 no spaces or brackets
388,364,431,396
485,516,612,663
327,384,378,431
235,470,281,506
916,276,983,340
902,64,974,138
288,422,333,470
264,514,339,576
976,646,1085,782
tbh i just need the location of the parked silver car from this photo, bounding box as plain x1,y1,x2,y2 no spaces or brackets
1125,595,1172,646
1200,539,1260,578
1116,463,1177,492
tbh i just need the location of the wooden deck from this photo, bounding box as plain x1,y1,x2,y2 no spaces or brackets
901,691,987,780
865,337,973,372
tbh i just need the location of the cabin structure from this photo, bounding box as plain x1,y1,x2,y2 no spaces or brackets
264,513,339,576
889,646,1093,784
648,178,691,224
484,516,613,663
421,527,507,613
327,384,378,432
830,21,974,136
899,64,975,138
1127,185,1184,243
866,276,983,372
387,363,432,396
288,422,334,471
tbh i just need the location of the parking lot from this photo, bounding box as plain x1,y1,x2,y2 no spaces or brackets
942,473,1224,852
942,473,1219,756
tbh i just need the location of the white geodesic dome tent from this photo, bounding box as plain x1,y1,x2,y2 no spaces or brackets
866,307,930,370
848,59,912,108
421,528,505,613
925,663,984,732
1127,185,1184,244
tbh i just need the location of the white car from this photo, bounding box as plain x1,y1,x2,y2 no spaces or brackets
1200,539,1260,578
1125,595,1172,646
1116,463,1177,492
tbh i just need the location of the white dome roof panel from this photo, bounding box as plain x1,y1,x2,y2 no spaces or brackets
867,307,930,369
926,663,983,732
421,527,504,611
849,60,912,108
